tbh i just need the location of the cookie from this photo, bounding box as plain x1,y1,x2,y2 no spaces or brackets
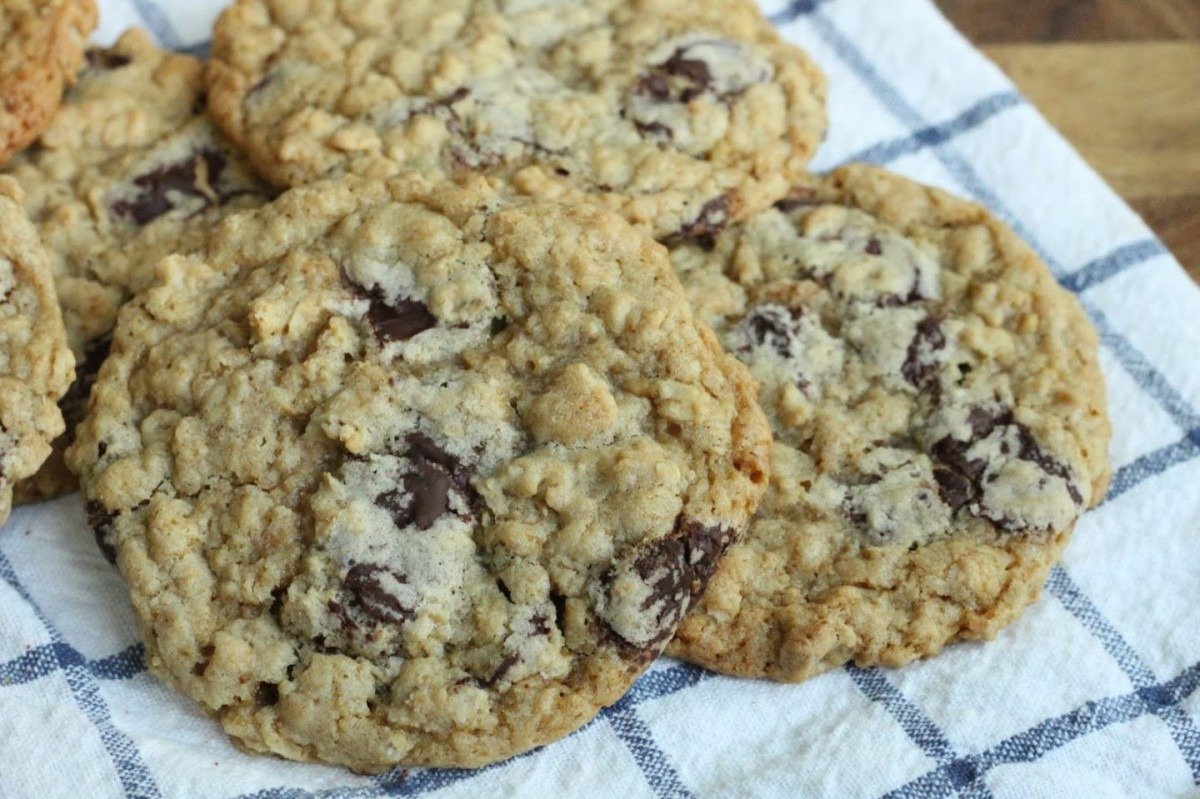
0,0,96,166
665,165,1111,681
0,177,73,524
207,0,827,239
6,29,271,503
66,174,771,770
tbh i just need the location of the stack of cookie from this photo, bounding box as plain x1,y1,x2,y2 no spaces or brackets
0,0,1111,774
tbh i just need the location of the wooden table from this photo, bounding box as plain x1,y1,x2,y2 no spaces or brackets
934,0,1200,282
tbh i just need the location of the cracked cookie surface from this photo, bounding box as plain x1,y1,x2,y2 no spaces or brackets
665,165,1111,681
0,177,73,524
5,29,271,502
207,0,827,238
0,0,96,165
67,175,770,770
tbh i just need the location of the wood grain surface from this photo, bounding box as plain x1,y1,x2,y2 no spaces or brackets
934,0,1200,281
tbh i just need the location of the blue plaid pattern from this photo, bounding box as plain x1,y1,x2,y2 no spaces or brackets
2,0,1198,796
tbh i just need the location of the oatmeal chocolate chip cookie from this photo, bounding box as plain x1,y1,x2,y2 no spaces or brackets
665,165,1111,682
67,175,770,770
0,0,96,166
6,29,271,503
207,0,827,238
0,177,73,524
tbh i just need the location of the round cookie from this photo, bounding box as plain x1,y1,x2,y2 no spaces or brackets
0,176,74,524
66,175,771,770
0,0,96,165
665,165,1111,682
207,0,827,239
6,29,271,503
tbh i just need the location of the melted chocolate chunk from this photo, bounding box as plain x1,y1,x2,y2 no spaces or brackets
635,47,715,104
774,187,821,214
437,87,471,107
599,516,734,657
375,433,476,531
677,517,736,589
61,335,112,429
86,500,118,565
674,195,730,242
875,286,927,309
932,466,973,512
343,563,415,626
633,119,675,141
740,304,804,359
111,149,230,225
1011,424,1084,506
327,599,355,633
902,315,946,392
930,406,1083,523
483,652,520,687
85,48,132,70
529,612,551,637
362,287,438,343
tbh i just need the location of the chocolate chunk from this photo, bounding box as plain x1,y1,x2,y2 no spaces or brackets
529,612,551,637
86,500,118,565
483,653,519,687
634,73,672,103
774,195,819,214
246,75,273,98
675,195,730,242
598,515,734,657
677,517,736,589
549,591,568,637
740,304,804,359
930,406,1083,524
875,287,926,308
61,335,112,430
361,286,437,343
192,644,214,676
343,563,415,626
902,315,946,392
255,682,280,706
438,87,471,107
933,467,973,512
865,237,883,256
327,599,355,633
635,47,714,104
930,406,1007,511
111,149,230,225
375,432,476,531
85,48,132,70
1012,425,1084,506
633,119,675,141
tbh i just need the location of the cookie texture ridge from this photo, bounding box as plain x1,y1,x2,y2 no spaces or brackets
666,164,1111,681
0,177,73,524
0,0,97,165
67,174,770,770
207,0,827,238
6,29,271,504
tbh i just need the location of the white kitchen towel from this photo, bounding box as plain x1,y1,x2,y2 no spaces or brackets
2,0,1199,796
